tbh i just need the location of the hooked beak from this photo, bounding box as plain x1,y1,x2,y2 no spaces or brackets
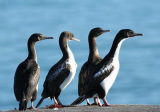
72,37,80,42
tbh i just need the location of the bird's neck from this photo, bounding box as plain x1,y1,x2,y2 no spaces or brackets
27,41,37,61
100,36,125,65
88,36,99,62
60,39,71,59
108,37,125,59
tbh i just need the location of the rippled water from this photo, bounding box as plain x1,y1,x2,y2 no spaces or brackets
0,0,160,110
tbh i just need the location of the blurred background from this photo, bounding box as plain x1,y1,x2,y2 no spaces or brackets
0,0,160,110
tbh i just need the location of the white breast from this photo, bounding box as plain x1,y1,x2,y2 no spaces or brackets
60,45,77,90
100,59,119,95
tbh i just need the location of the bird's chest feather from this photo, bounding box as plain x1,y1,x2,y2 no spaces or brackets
30,68,40,85
59,48,77,90
65,55,77,78
66,56,77,74
100,59,120,94
27,61,40,84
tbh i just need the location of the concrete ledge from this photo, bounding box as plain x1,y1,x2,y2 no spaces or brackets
6,105,160,112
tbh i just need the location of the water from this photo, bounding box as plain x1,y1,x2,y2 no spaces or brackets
0,0,160,110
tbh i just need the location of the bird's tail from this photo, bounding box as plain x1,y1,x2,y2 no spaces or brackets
36,97,45,108
19,100,27,110
71,95,86,105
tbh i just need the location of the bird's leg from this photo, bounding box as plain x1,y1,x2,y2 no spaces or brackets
86,99,91,105
53,97,63,108
91,97,99,105
19,100,27,110
102,97,110,106
97,97,102,106
48,97,63,108
27,101,36,109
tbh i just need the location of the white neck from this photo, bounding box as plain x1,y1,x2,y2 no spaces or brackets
113,39,125,60
67,45,74,60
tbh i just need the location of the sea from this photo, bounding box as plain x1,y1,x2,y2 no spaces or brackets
0,0,160,110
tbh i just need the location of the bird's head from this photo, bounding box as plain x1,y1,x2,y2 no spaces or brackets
29,33,53,42
90,27,110,38
116,29,143,40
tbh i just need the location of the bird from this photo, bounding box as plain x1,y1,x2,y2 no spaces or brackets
13,33,53,110
36,31,80,108
78,27,110,105
71,29,143,106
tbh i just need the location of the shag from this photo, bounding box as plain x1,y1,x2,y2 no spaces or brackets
78,27,110,105
36,31,80,108
14,33,53,110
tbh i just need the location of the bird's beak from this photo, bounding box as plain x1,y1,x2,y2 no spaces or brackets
72,37,80,42
103,30,111,32
44,37,54,39
133,33,143,36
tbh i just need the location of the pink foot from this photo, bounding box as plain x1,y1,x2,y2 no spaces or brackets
98,103,102,107
47,104,63,109
102,103,110,106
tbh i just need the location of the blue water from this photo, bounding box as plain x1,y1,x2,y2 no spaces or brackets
0,0,160,110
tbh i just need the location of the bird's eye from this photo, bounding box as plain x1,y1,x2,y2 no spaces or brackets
127,31,134,37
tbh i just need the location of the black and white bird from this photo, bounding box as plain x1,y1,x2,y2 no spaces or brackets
78,27,110,105
71,29,143,106
14,33,53,110
36,31,80,108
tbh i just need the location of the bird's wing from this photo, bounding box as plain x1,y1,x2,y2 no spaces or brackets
42,62,70,97
78,57,103,96
78,62,89,96
51,68,70,88
45,60,64,81
93,63,114,83
85,63,114,96
14,61,28,101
